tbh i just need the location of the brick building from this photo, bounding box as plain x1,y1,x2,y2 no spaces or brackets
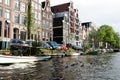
51,1,81,47
41,0,53,42
0,0,42,49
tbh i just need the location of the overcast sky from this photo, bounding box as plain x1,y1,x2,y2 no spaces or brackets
42,0,120,33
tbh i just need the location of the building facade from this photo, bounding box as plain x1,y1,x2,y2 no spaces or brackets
41,0,53,42
51,1,81,46
0,0,43,49
74,9,82,47
51,2,71,44
0,0,29,49
30,0,42,41
82,22,93,40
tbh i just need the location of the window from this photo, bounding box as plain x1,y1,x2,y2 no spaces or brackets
35,3,38,10
42,31,45,38
20,31,26,40
50,23,52,28
13,28,18,39
5,0,11,6
0,0,2,3
0,21,2,36
42,20,45,27
32,2,35,9
43,12,46,17
38,0,41,4
46,21,49,27
47,14,49,19
21,3,26,12
21,15,26,25
15,0,19,11
0,7,2,17
46,13,48,19
38,13,41,20
50,15,52,19
14,14,19,23
35,11,37,19
4,21,10,38
5,9,10,19
38,5,41,10
38,20,41,24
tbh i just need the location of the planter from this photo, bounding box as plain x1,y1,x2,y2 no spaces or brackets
5,51,10,55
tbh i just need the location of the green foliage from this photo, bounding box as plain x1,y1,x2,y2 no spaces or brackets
84,44,91,52
96,25,116,48
113,32,120,48
98,25,115,43
27,0,32,39
0,50,10,54
87,51,99,55
98,28,106,42
68,48,75,52
32,41,42,47
31,47,42,56
30,41,42,56
40,48,51,54
26,0,35,40
88,24,120,48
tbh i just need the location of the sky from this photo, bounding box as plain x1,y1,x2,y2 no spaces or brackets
41,0,120,33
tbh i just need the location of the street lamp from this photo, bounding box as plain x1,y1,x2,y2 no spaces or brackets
5,20,10,50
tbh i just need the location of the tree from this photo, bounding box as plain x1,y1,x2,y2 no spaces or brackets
97,27,106,42
87,29,98,48
97,25,115,48
113,32,120,48
87,24,120,49
26,0,33,40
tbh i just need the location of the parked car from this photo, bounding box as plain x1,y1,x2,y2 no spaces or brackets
10,39,25,47
59,44,68,50
10,39,24,50
10,39,23,45
41,42,52,49
47,41,60,49
66,43,82,50
25,40,34,46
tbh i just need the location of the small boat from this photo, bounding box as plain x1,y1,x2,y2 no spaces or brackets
71,52,81,56
0,55,51,64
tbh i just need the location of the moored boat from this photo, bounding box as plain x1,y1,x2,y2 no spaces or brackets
71,52,81,56
0,55,51,64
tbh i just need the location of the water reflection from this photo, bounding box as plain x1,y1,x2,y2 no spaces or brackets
0,53,120,80
51,56,64,80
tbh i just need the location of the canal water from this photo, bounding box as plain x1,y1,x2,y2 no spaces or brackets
0,52,120,80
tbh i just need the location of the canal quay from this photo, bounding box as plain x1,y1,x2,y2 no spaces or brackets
0,52,120,80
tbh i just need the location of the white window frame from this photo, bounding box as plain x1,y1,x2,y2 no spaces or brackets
15,0,19,11
14,13,19,23
21,2,26,12
5,0,11,6
5,9,10,19
21,15,26,25
0,7,2,17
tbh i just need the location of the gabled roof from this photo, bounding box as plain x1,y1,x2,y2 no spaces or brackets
81,22,92,28
51,2,70,13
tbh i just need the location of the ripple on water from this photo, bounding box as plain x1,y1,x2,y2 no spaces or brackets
0,62,37,70
0,53,120,80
